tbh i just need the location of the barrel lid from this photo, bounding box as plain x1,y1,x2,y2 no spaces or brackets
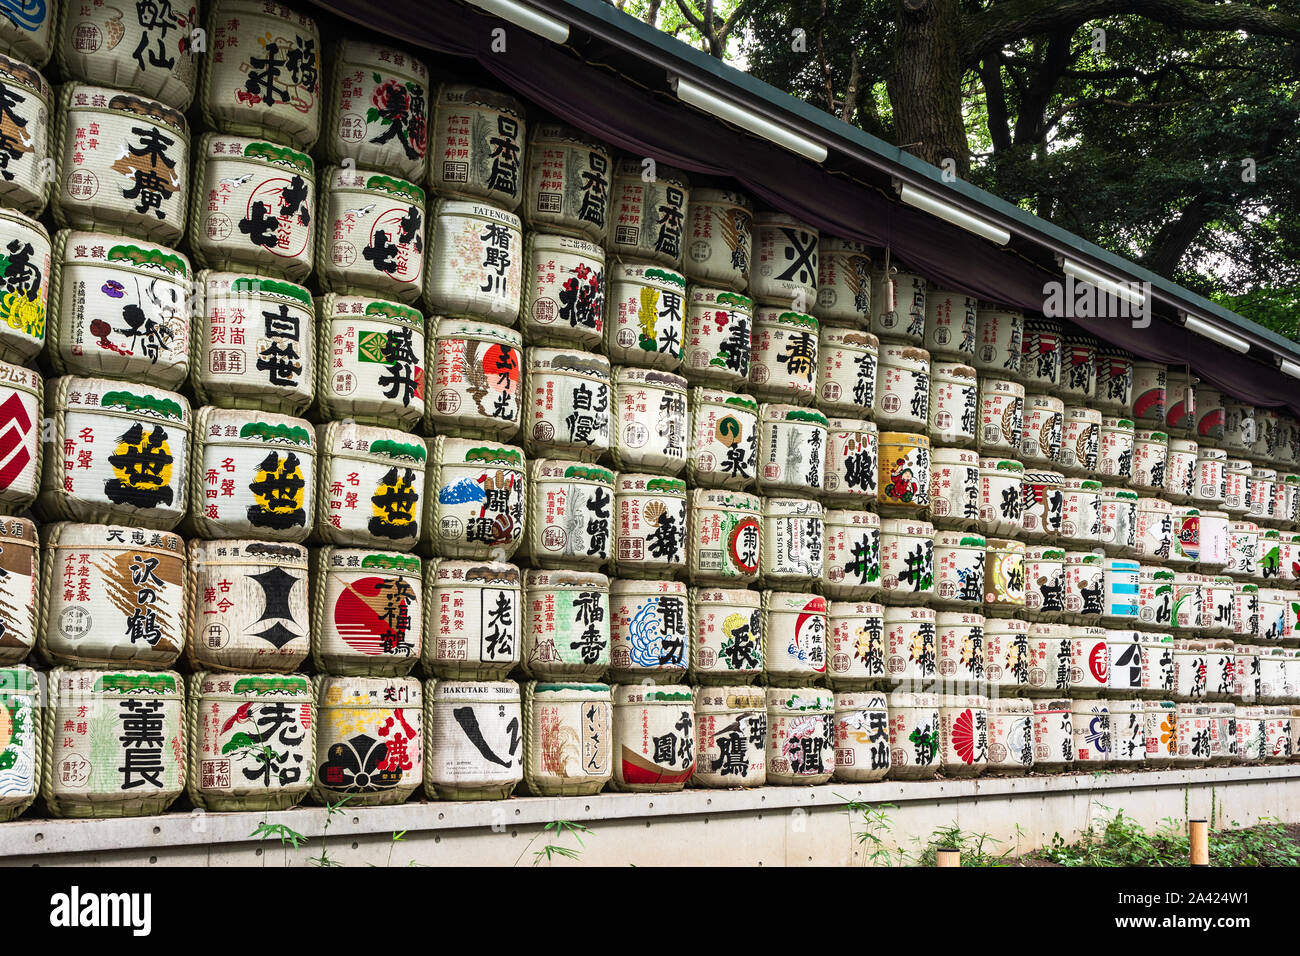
435,83,525,117
991,697,1032,714
65,84,188,136
825,416,874,433
882,604,934,622
528,680,612,700
930,361,977,380
609,578,686,599
1029,621,1069,637
766,591,827,613
325,548,421,576
524,567,609,590
430,560,520,587
0,515,36,543
823,507,879,526
434,436,524,470
690,287,752,310
610,260,686,288
980,458,1024,473
934,531,986,548
60,376,190,428
878,517,933,536
692,387,758,413
616,473,686,496
613,365,687,390
529,458,614,484
527,231,606,258
1026,392,1064,408
690,487,760,511
528,347,610,375
320,421,425,464
820,328,879,350
829,600,884,617
1025,546,1065,560
198,673,312,698
760,404,827,427
934,609,986,626
47,521,183,553
690,187,753,209
763,497,824,518
940,694,988,709
984,616,1028,633
752,307,817,330
765,687,833,711
202,271,314,307
327,167,426,206
338,38,430,80
56,668,181,699
613,683,693,706
201,134,314,174
198,407,314,454
889,690,939,708
690,587,761,607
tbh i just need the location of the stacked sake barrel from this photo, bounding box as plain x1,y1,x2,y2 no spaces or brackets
1,4,1299,829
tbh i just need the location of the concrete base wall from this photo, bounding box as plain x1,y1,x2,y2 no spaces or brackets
4,765,1298,866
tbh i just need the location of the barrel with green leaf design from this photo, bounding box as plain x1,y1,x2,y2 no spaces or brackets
314,294,425,430
0,663,39,820
313,421,425,549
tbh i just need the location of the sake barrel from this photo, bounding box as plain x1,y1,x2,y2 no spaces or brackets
0,516,35,664
1263,707,1290,759
756,403,825,497
832,690,891,782
1131,361,1166,426
1099,487,1138,554
314,675,421,805
874,342,930,431
693,685,766,787
883,604,936,686
979,457,1023,537
686,488,760,585
823,417,877,504
1024,545,1065,619
1021,470,1064,540
1104,558,1140,624
1281,531,1300,583
423,680,522,800
189,134,315,281
1135,497,1173,562
1022,393,1064,466
984,537,1026,614
1227,520,1259,579
612,475,687,579
1060,332,1098,401
761,497,824,585
1098,417,1134,482
690,588,763,684
887,690,940,778
1063,552,1105,621
310,548,421,677
1071,699,1110,764
427,316,521,440
430,84,525,209
185,408,314,542
686,388,758,490
521,232,605,350
1260,650,1286,702
1223,458,1251,516
1250,408,1282,463
684,188,752,292
1084,348,1128,417
42,667,184,817
521,568,610,680
929,446,979,529
0,362,39,514
424,198,520,321
323,40,429,183
1060,477,1101,546
0,53,50,216
931,533,984,612
1236,706,1264,762
764,590,827,685
749,307,818,404
1143,635,1175,698
939,694,989,775
822,508,881,599
1208,640,1239,699
39,377,189,529
987,697,1033,774
1167,438,1199,502
814,238,870,328
1195,382,1225,443
1280,419,1300,468
0,206,49,362
192,271,314,413
314,294,425,429
1032,698,1075,771
521,680,611,795
186,539,309,672
985,617,1030,694
1233,582,1259,642
608,159,688,268
421,560,521,680
1259,530,1282,582
1250,466,1278,524
878,516,933,604
877,431,930,514
422,436,524,560
523,459,614,570
827,600,885,689
313,422,425,548
818,327,878,417
1144,699,1177,763
187,672,313,811
1201,511,1231,569
936,609,985,683
1021,318,1062,392
870,267,925,344
523,123,610,243
752,212,817,308
1027,622,1072,696
610,366,688,474
684,287,751,386
55,85,190,244
609,683,696,791
1059,406,1100,477
1107,628,1143,694
1279,477,1300,527
972,305,1023,380
1209,702,1238,764
1195,447,1227,505
765,687,833,784
47,231,189,385
925,288,976,361
1259,586,1288,642
0,664,38,820
316,167,425,303
1222,401,1256,455
521,347,610,461
929,361,978,448
200,0,322,149
1172,640,1208,701
1204,575,1236,636
1173,702,1212,766
0,0,51,65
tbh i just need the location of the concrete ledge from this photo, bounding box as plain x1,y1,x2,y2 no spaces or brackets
5,764,1299,865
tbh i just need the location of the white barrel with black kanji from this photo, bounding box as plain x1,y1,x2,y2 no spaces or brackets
683,187,751,292
313,422,425,549
0,516,35,665
520,232,605,350
521,680,611,796
424,198,521,324
690,588,762,685
188,134,315,281
608,158,689,268
316,167,425,303
756,404,826,497
683,287,752,388
0,53,51,216
610,367,688,475
826,601,886,690
605,261,686,371
612,474,687,579
761,497,823,586
310,547,421,677
521,568,609,680
521,347,610,462
924,287,976,361
423,679,522,801
608,580,689,684
523,123,611,244
425,316,520,440
765,687,833,785
323,40,430,183
870,267,926,345
186,539,310,673
421,559,521,681
609,683,696,792
817,328,878,418
814,238,870,328
693,685,766,787
0,206,50,363
523,459,614,570
749,307,818,405
314,675,422,806
763,591,827,686
421,436,524,561
823,417,877,505
822,508,880,600
887,690,940,778
430,84,525,209
686,388,757,490
314,294,425,430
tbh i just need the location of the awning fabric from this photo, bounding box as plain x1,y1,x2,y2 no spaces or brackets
311,0,1300,415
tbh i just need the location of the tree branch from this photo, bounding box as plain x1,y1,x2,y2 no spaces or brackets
977,56,1012,151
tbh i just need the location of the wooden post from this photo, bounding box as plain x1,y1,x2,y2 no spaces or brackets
1189,819,1209,867
935,848,961,867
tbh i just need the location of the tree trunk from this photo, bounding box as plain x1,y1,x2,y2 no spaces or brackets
887,0,969,174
